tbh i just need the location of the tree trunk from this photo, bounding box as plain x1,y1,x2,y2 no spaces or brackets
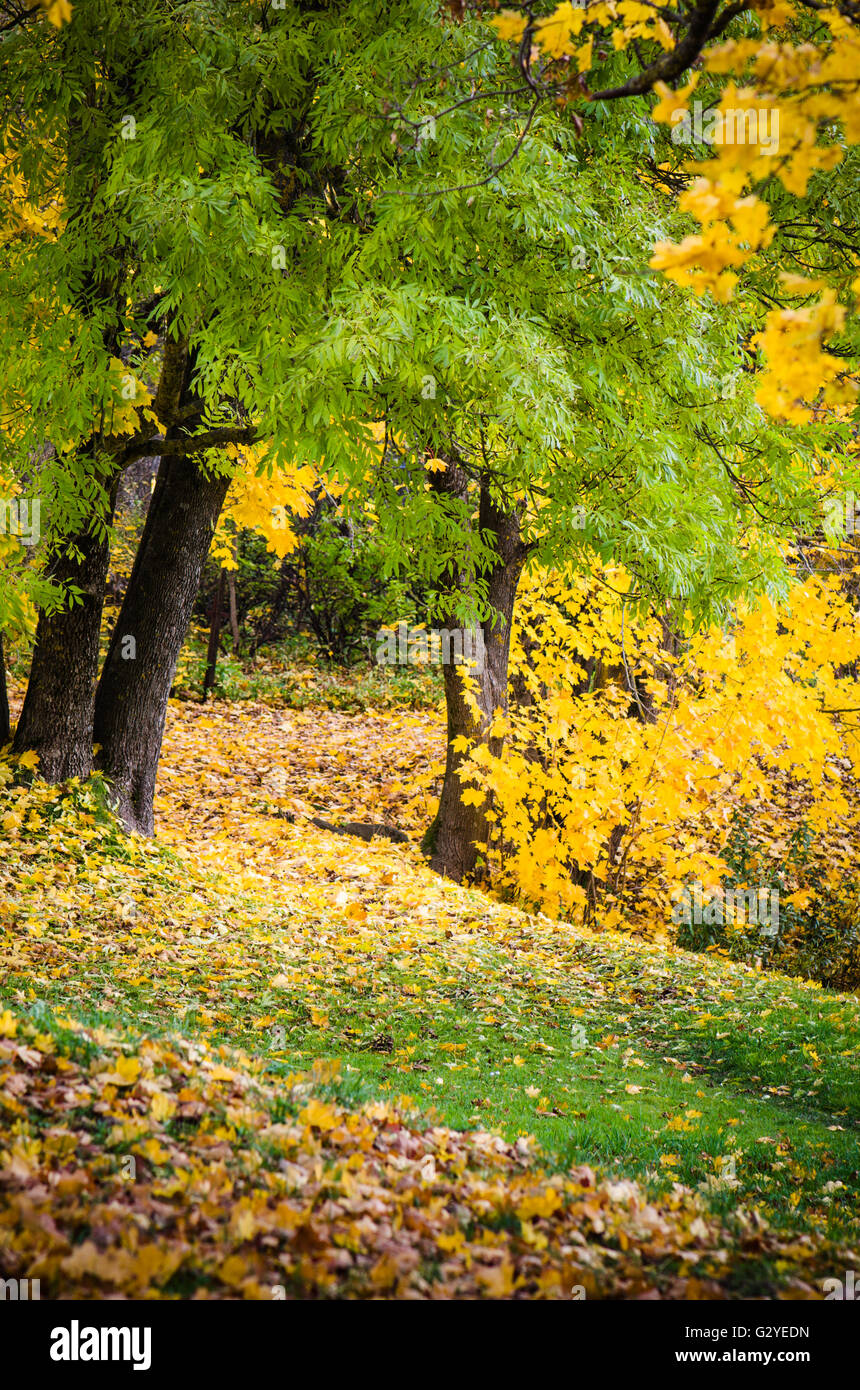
13,486,117,780
227,567,240,650
12,73,130,782
424,471,527,882
93,452,230,834
633,605,682,723
0,633,10,747
202,567,226,699
13,340,192,785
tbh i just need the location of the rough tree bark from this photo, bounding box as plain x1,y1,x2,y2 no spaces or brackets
11,336,190,781
13,478,118,780
202,567,226,699
0,633,10,747
93,443,231,834
227,566,240,650
423,463,528,882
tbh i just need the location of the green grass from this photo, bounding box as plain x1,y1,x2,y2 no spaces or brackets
2,761,858,1295
5,894,858,1267
170,631,443,710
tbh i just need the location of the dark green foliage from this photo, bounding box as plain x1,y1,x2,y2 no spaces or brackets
679,808,860,990
195,508,423,665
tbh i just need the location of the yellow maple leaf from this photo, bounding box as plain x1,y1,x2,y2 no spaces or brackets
460,787,486,807
300,1098,339,1131
518,1188,562,1219
113,1054,142,1086
100,1054,142,1087
491,10,527,42
437,1229,465,1252
219,1254,248,1287
207,1064,236,1081
41,0,73,25
150,1092,176,1122
137,1137,171,1164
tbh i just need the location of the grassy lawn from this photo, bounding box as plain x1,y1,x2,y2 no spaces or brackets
2,731,858,1296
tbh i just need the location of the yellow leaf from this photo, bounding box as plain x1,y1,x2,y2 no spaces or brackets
437,1230,465,1253
518,1188,562,1220
460,788,486,807
219,1255,248,1287
100,1054,142,1086
150,1092,176,1122
137,1137,171,1164
207,1064,236,1081
491,10,527,42
41,0,73,26
300,1098,339,1131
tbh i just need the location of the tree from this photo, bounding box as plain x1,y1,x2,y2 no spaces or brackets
405,0,860,879
0,0,370,823
1,0,853,864
333,98,821,878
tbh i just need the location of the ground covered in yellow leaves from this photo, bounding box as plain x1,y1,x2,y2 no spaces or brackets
0,1014,840,1300
1,694,859,1298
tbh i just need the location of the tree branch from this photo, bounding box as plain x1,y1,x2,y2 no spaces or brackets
588,0,722,101
120,426,256,465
